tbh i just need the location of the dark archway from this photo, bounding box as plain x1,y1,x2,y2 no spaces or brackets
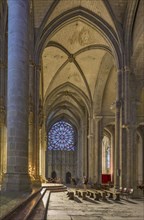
66,172,71,184
51,171,57,179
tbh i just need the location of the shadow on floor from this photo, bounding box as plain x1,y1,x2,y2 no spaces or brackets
85,197,101,204
121,198,138,204
74,196,82,203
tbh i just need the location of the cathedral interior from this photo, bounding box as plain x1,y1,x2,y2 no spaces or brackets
0,0,144,219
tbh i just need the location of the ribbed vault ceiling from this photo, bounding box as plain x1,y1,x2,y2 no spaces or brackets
34,0,127,122
42,19,115,106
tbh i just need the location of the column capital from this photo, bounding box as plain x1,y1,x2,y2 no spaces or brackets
88,116,93,121
124,66,130,72
93,115,103,121
126,124,137,130
87,134,93,139
29,60,35,67
110,99,122,110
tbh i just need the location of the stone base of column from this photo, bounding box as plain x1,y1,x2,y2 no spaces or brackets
1,173,32,192
131,189,144,198
31,175,41,187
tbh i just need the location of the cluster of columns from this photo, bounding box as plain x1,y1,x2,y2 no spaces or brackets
85,68,140,193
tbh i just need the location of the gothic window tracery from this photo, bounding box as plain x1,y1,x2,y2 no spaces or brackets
48,120,75,151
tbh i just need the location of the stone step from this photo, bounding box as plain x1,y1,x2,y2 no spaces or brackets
42,183,67,192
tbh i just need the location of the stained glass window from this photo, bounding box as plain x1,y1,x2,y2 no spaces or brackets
106,146,110,169
102,135,111,173
48,120,76,151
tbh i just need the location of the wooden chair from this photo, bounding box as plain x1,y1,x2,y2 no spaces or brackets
121,188,133,199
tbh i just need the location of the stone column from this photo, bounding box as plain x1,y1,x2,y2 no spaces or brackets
87,134,93,180
82,120,88,177
110,126,115,183
28,95,34,179
79,126,83,180
0,96,6,183
126,126,134,187
93,116,103,184
41,120,47,179
2,0,31,192
120,66,129,187
114,69,122,188
124,66,130,124
87,116,94,180
32,65,41,185
125,95,137,191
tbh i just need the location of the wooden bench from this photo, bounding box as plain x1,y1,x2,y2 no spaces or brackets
75,189,87,200
121,188,133,200
87,189,100,201
67,191,74,200
95,190,107,201
104,190,120,201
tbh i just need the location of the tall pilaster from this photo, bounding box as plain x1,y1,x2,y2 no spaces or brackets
0,96,6,183
110,126,115,183
2,0,31,191
82,120,88,177
77,125,83,179
87,116,94,180
114,69,122,188
41,123,47,178
126,126,136,187
94,116,103,184
28,59,35,179
119,66,130,187
124,66,130,124
124,66,138,191
32,64,41,185
87,134,93,179
28,95,34,179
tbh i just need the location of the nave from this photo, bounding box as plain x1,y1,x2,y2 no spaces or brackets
0,1,144,219
0,184,144,220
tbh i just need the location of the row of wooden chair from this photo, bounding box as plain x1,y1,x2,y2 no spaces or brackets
116,187,134,199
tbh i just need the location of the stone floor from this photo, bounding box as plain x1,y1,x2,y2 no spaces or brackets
47,191,144,220
0,187,144,220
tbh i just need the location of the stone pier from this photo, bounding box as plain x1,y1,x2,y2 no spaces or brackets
2,0,31,192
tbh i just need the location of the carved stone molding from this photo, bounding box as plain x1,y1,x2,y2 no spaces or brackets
93,115,103,121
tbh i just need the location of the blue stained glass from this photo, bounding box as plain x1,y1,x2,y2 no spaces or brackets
48,120,75,151
106,147,110,169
